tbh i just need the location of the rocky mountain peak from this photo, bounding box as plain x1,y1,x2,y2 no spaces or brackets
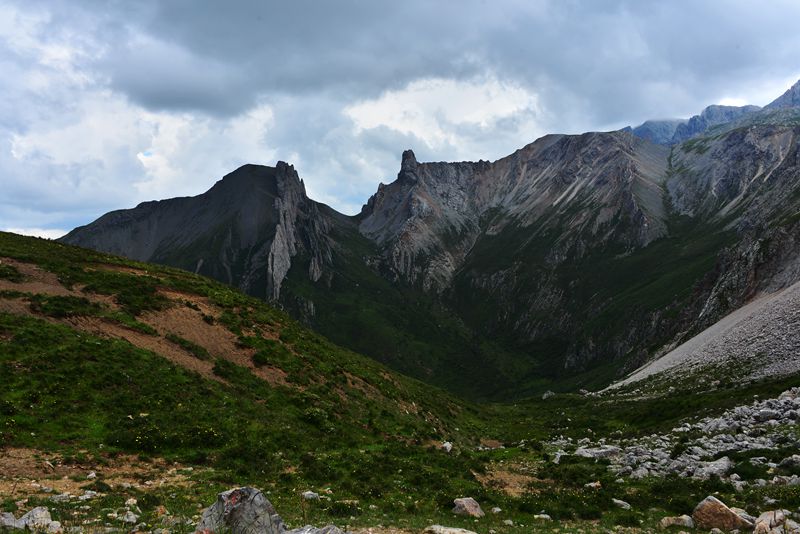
766,78,800,109
400,149,418,172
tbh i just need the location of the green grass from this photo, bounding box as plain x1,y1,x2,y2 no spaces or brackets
4,230,800,531
0,262,23,282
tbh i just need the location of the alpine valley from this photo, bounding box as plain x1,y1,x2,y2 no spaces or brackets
61,79,800,401
2,79,800,534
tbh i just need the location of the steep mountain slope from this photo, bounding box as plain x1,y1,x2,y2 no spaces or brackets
628,119,687,144
61,81,800,400
670,104,761,143
765,78,800,109
627,105,761,146
609,278,800,390
62,162,336,301
360,132,669,292
7,234,800,534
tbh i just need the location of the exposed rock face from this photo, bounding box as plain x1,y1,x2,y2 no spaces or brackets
766,79,800,109
195,487,346,534
196,487,284,534
671,104,761,143
360,133,669,291
62,163,334,301
58,80,800,398
629,119,687,145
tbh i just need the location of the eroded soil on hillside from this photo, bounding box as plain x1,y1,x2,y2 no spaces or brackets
0,259,289,388
0,448,199,500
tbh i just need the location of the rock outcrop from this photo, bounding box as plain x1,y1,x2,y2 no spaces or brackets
59,79,800,399
62,163,334,302
692,496,754,531
451,497,485,518
195,487,346,534
671,104,761,143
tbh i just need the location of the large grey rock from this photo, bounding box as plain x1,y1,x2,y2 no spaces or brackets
694,457,732,479
754,509,789,533
451,497,484,518
612,498,631,510
575,445,621,459
423,526,478,534
0,512,23,530
195,487,346,534
659,514,694,529
286,527,345,534
0,507,60,532
195,487,284,534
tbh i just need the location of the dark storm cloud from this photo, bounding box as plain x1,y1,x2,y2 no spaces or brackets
36,0,798,124
2,0,800,235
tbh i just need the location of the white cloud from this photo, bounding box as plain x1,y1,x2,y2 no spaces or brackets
4,227,67,239
345,76,542,158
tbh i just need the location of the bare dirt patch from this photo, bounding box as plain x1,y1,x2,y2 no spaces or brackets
0,297,33,316
65,316,222,382
140,303,289,388
0,259,290,389
473,461,539,498
0,258,73,297
0,448,202,500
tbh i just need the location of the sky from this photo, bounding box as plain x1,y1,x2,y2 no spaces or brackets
1,0,800,238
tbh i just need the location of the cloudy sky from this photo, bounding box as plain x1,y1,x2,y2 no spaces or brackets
1,0,799,238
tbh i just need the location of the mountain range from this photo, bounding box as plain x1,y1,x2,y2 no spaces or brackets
61,79,800,400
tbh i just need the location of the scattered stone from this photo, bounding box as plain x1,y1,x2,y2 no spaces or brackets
1,507,62,532
541,390,555,400
659,515,694,529
631,466,650,479
120,511,139,524
754,509,789,533
502,519,513,526
452,497,484,518
490,507,502,514
730,507,757,524
441,442,453,453
423,526,478,534
584,481,602,489
612,498,631,510
302,491,320,501
533,514,552,521
780,455,800,468
575,445,621,459
286,526,345,534
694,457,733,479
692,496,754,531
87,471,97,479
78,490,97,501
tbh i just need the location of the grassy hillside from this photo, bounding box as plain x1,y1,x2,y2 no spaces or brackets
3,231,800,533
